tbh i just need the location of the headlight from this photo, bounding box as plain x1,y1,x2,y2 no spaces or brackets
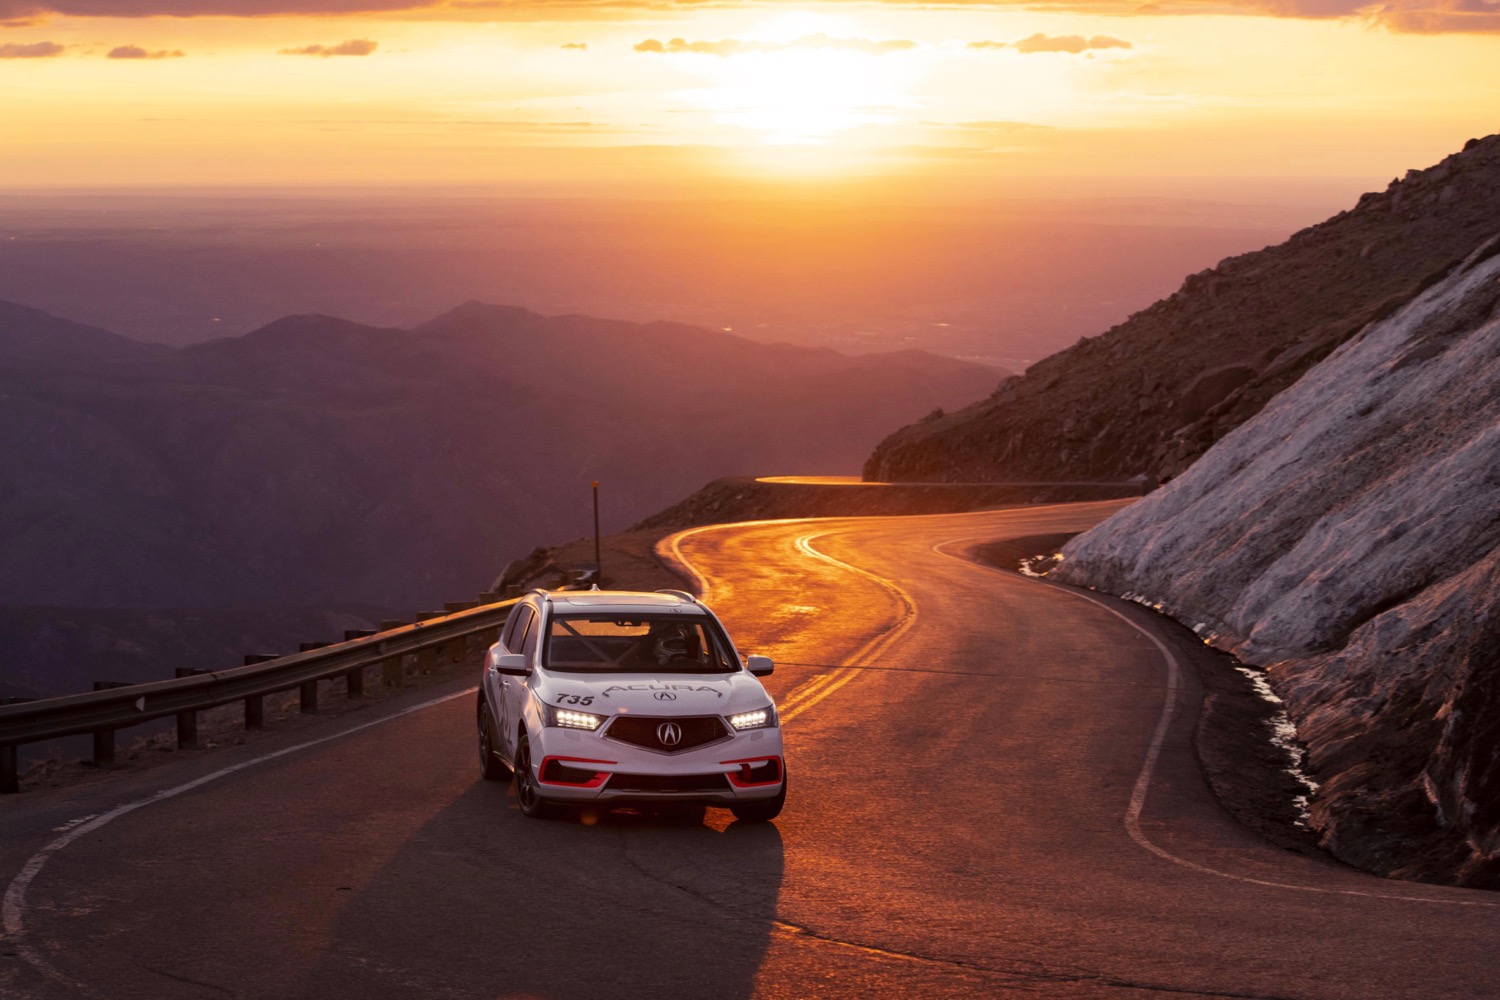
727,706,777,731
543,704,605,730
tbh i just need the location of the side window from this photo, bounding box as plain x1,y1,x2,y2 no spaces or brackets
521,610,543,660
500,604,527,651
704,625,736,672
505,606,535,654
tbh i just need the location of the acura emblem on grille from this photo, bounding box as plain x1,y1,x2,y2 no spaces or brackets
656,722,682,746
654,691,676,701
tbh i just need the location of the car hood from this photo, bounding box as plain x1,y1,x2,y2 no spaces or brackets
534,670,771,716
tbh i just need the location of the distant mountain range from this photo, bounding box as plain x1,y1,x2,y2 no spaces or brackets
865,133,1500,484
0,299,999,615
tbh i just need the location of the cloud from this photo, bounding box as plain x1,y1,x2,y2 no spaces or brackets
279,38,378,56
1012,33,1134,52
560,41,587,50
938,120,1057,132
1383,5,1500,30
107,44,185,58
1,0,1496,36
966,34,1135,53
1337,0,1500,29
1143,0,1500,30
0,0,425,15
0,40,62,57
634,33,919,57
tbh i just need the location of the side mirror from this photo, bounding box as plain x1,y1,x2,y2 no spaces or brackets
494,652,529,677
746,655,774,677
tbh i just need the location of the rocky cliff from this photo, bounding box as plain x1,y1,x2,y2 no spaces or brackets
1052,237,1500,887
865,134,1500,485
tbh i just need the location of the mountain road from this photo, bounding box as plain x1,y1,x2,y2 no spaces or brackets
3,501,1497,999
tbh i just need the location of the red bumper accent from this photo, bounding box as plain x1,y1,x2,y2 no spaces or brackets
538,755,615,788
720,755,783,788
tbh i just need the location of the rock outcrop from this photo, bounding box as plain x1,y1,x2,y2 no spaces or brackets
865,133,1500,485
1053,237,1500,887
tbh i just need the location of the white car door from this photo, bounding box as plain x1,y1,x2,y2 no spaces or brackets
505,606,541,751
486,603,531,759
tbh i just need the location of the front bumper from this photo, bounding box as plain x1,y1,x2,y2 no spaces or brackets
529,724,784,804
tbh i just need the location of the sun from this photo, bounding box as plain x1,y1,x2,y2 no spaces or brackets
677,13,917,147
689,50,897,145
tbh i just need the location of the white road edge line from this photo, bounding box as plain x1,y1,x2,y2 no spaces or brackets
2,685,481,994
932,535,1499,909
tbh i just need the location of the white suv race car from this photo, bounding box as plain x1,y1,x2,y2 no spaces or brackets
477,589,786,822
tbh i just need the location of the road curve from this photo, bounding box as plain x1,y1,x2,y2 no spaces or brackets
3,502,1498,999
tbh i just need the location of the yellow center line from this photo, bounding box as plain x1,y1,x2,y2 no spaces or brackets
659,523,920,727
778,672,840,713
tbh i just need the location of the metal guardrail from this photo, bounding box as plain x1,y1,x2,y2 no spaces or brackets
0,597,520,794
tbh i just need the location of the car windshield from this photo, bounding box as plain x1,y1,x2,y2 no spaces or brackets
544,614,737,674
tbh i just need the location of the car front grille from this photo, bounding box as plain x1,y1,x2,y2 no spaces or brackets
605,772,731,793
605,715,728,754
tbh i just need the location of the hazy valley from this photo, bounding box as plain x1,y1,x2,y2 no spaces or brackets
0,299,994,695
0,191,1315,372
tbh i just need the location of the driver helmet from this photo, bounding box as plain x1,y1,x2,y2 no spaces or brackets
650,623,692,664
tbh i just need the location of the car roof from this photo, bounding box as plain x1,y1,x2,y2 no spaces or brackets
543,590,705,616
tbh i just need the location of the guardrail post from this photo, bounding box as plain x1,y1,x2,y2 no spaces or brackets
93,729,114,766
374,625,405,688
377,619,405,686
174,668,210,749
342,630,376,698
242,654,277,729
381,654,404,688
1,745,17,794
91,681,131,766
298,643,329,714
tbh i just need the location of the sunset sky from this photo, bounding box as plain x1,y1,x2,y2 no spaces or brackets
2,0,1498,194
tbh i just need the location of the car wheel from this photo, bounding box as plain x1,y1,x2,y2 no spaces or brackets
513,732,557,819
729,771,787,823
477,701,511,782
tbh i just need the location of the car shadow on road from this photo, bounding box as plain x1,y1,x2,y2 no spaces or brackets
296,779,786,999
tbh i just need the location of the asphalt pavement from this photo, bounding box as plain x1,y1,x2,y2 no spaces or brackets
3,502,1497,999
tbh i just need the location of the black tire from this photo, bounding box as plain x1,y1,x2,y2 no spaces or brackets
730,771,787,823
477,701,511,782
513,732,557,819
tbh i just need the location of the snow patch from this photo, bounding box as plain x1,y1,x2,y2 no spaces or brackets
1234,665,1320,827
